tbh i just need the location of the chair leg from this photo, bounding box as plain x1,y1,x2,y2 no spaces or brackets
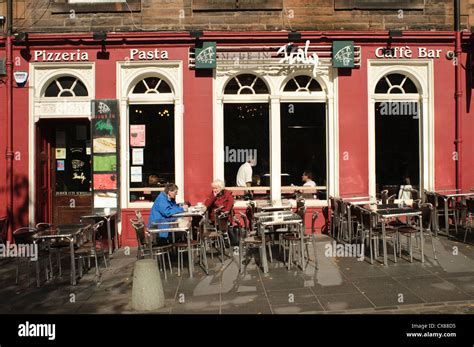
409,237,413,263
57,251,62,277
167,251,173,275
162,254,167,280
177,250,181,277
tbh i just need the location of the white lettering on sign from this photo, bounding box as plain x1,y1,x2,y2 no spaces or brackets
129,49,169,60
33,50,89,62
376,46,442,59
277,40,320,76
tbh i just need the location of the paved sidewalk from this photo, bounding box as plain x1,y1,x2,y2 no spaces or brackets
1,234,474,314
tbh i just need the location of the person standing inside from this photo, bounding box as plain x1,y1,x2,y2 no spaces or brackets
236,157,256,199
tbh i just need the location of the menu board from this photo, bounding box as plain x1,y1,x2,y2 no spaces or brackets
91,100,120,210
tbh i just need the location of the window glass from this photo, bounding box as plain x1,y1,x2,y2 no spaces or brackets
224,103,269,189
129,104,175,202
281,103,326,191
44,76,89,97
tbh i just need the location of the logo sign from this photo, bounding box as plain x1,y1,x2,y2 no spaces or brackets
277,40,320,76
195,42,216,69
333,41,354,68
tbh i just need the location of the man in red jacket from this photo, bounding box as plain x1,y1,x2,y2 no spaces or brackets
204,179,234,223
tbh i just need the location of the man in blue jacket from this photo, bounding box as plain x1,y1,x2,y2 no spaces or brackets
148,183,187,238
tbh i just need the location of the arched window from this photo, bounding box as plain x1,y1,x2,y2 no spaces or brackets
224,74,269,94
132,77,172,94
283,75,322,92
44,76,88,97
375,73,418,94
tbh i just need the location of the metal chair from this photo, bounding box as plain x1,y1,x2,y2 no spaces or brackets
0,216,8,246
74,221,108,283
463,199,474,242
12,227,51,286
398,203,437,262
130,219,173,280
368,212,399,264
238,211,273,274
36,222,69,279
282,206,310,270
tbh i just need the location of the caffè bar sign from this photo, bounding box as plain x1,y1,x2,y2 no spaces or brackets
376,46,443,59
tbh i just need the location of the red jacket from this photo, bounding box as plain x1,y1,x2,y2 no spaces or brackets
204,189,234,223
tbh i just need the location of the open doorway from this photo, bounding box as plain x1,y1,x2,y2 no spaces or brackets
36,119,92,225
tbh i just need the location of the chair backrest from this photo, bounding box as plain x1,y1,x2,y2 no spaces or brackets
419,203,434,230
13,227,38,245
217,212,229,233
245,204,254,230
467,198,474,214
134,210,144,223
311,211,319,234
296,206,306,228
296,197,305,211
130,219,146,247
0,216,7,244
36,223,53,232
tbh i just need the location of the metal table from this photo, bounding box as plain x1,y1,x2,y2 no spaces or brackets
255,212,303,273
255,200,292,212
360,205,422,266
80,211,117,255
429,190,474,238
33,224,91,286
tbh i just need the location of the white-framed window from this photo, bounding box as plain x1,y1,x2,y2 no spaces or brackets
44,75,89,97
117,61,184,208
214,67,337,205
368,60,435,199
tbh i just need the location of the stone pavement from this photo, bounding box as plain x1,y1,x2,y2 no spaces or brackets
1,234,474,314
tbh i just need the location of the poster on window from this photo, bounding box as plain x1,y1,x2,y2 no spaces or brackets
93,154,117,172
131,166,142,183
132,148,144,165
94,192,118,208
93,137,116,153
56,148,66,159
93,173,117,190
130,125,145,147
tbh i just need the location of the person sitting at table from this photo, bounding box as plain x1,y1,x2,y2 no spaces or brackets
301,170,317,199
148,183,188,240
204,179,234,223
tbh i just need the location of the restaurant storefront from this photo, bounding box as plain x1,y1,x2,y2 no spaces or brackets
1,30,473,246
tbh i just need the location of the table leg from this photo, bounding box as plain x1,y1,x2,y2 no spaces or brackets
347,206,352,243
382,221,388,266
106,217,113,255
70,238,76,286
444,198,450,238
419,214,424,263
113,216,119,251
187,230,193,278
300,222,305,271
260,224,268,273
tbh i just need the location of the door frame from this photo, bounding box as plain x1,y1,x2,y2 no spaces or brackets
29,62,95,225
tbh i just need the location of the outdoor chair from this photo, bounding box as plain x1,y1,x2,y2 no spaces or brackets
0,216,8,246
367,212,399,264
36,222,69,279
463,199,474,243
130,219,173,280
282,206,311,270
74,221,108,283
12,227,51,286
238,210,273,274
398,203,437,262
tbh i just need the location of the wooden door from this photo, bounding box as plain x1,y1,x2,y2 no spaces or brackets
37,120,93,225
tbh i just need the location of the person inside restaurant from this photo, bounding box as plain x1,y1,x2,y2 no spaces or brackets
236,157,256,200
148,183,188,241
301,170,317,199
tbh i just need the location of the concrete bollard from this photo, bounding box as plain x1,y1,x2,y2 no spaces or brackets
131,259,165,311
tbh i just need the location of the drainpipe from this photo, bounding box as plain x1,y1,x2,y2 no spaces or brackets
454,0,463,191
5,0,13,242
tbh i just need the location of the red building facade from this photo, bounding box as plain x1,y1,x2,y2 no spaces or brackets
0,30,472,246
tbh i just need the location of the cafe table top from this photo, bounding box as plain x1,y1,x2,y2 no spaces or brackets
359,204,421,218
428,189,474,198
33,224,90,240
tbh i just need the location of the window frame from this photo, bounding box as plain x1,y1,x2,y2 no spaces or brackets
335,0,424,10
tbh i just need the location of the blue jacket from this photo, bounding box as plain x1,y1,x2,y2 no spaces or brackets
148,191,184,237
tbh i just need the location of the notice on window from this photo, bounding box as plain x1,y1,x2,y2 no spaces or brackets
57,160,65,171
131,166,142,183
130,125,145,147
94,192,118,209
56,148,66,159
132,148,144,165
93,173,117,190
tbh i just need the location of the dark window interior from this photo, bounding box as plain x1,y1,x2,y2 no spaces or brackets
375,101,420,193
129,104,175,202
224,103,269,186
281,103,326,187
